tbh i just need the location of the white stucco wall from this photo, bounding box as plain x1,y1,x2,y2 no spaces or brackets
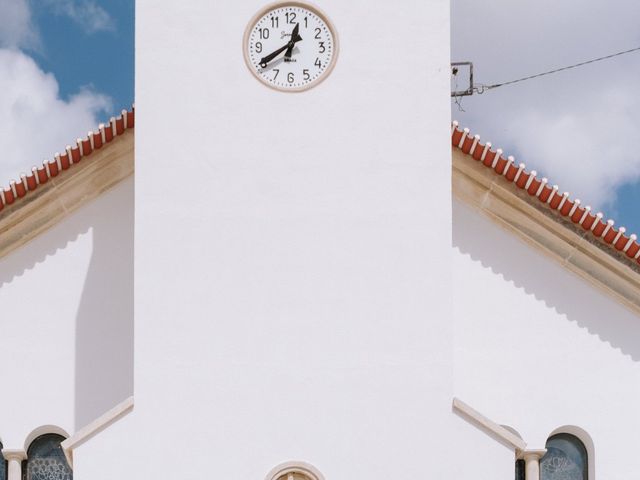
74,1,453,479
0,178,133,450
453,199,640,478
10,2,638,478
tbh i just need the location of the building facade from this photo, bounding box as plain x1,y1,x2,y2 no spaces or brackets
0,1,638,479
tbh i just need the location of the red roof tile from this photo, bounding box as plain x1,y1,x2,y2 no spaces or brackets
1,111,636,270
452,121,640,268
0,106,135,213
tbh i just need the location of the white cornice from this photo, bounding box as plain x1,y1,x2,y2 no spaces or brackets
453,147,640,315
452,397,527,451
60,396,134,468
0,130,134,259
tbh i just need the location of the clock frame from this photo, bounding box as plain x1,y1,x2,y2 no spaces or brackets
242,1,339,92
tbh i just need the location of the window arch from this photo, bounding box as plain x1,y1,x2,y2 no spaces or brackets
540,433,588,480
25,434,72,480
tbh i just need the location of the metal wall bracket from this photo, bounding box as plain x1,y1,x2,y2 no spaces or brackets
451,62,474,97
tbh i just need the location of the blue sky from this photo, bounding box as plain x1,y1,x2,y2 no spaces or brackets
0,0,636,236
32,0,134,116
0,0,133,187
616,181,640,234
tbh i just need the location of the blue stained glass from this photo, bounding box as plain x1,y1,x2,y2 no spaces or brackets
540,433,588,480
26,434,72,480
0,443,5,480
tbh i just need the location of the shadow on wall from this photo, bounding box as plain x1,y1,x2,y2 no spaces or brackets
0,219,89,289
453,199,640,362
0,178,133,434
74,177,134,429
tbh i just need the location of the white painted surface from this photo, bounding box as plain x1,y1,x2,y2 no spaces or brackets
14,0,638,478
79,0,453,478
0,178,133,449
453,199,640,478
71,412,132,480
452,397,527,451
61,396,134,467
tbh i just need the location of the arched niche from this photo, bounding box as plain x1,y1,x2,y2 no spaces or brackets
23,425,70,453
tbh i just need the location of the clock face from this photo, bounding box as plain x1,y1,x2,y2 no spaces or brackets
243,2,338,91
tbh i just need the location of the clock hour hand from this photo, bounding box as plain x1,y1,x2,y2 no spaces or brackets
284,23,300,59
260,25,302,68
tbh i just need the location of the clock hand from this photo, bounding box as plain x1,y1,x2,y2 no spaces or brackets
259,27,302,67
259,44,290,68
283,33,303,60
284,23,300,59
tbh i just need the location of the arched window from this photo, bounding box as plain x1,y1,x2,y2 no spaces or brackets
540,433,588,480
514,458,525,480
25,434,72,480
0,442,6,480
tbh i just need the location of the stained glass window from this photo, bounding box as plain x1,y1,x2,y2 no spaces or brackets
540,433,588,480
26,434,72,480
515,458,525,480
0,442,5,480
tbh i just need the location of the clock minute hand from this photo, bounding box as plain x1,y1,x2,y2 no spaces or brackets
259,26,303,68
259,44,290,68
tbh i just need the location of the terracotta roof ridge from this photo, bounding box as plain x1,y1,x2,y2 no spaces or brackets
0,105,135,213
451,121,640,268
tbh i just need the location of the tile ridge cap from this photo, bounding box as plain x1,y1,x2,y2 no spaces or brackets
0,104,135,213
451,121,640,267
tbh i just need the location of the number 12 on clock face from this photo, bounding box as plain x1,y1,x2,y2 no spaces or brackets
243,2,339,92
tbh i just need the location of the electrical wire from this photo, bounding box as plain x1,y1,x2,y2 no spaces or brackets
474,45,640,93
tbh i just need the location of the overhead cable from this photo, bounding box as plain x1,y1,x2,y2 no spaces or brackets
473,45,640,93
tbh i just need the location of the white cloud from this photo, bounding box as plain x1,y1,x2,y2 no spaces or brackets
507,84,640,210
452,0,640,214
0,49,112,187
44,0,115,33
0,0,39,49
0,0,116,44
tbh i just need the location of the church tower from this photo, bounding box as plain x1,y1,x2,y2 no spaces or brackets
111,1,454,478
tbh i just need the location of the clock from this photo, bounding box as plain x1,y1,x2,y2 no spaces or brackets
243,1,339,92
